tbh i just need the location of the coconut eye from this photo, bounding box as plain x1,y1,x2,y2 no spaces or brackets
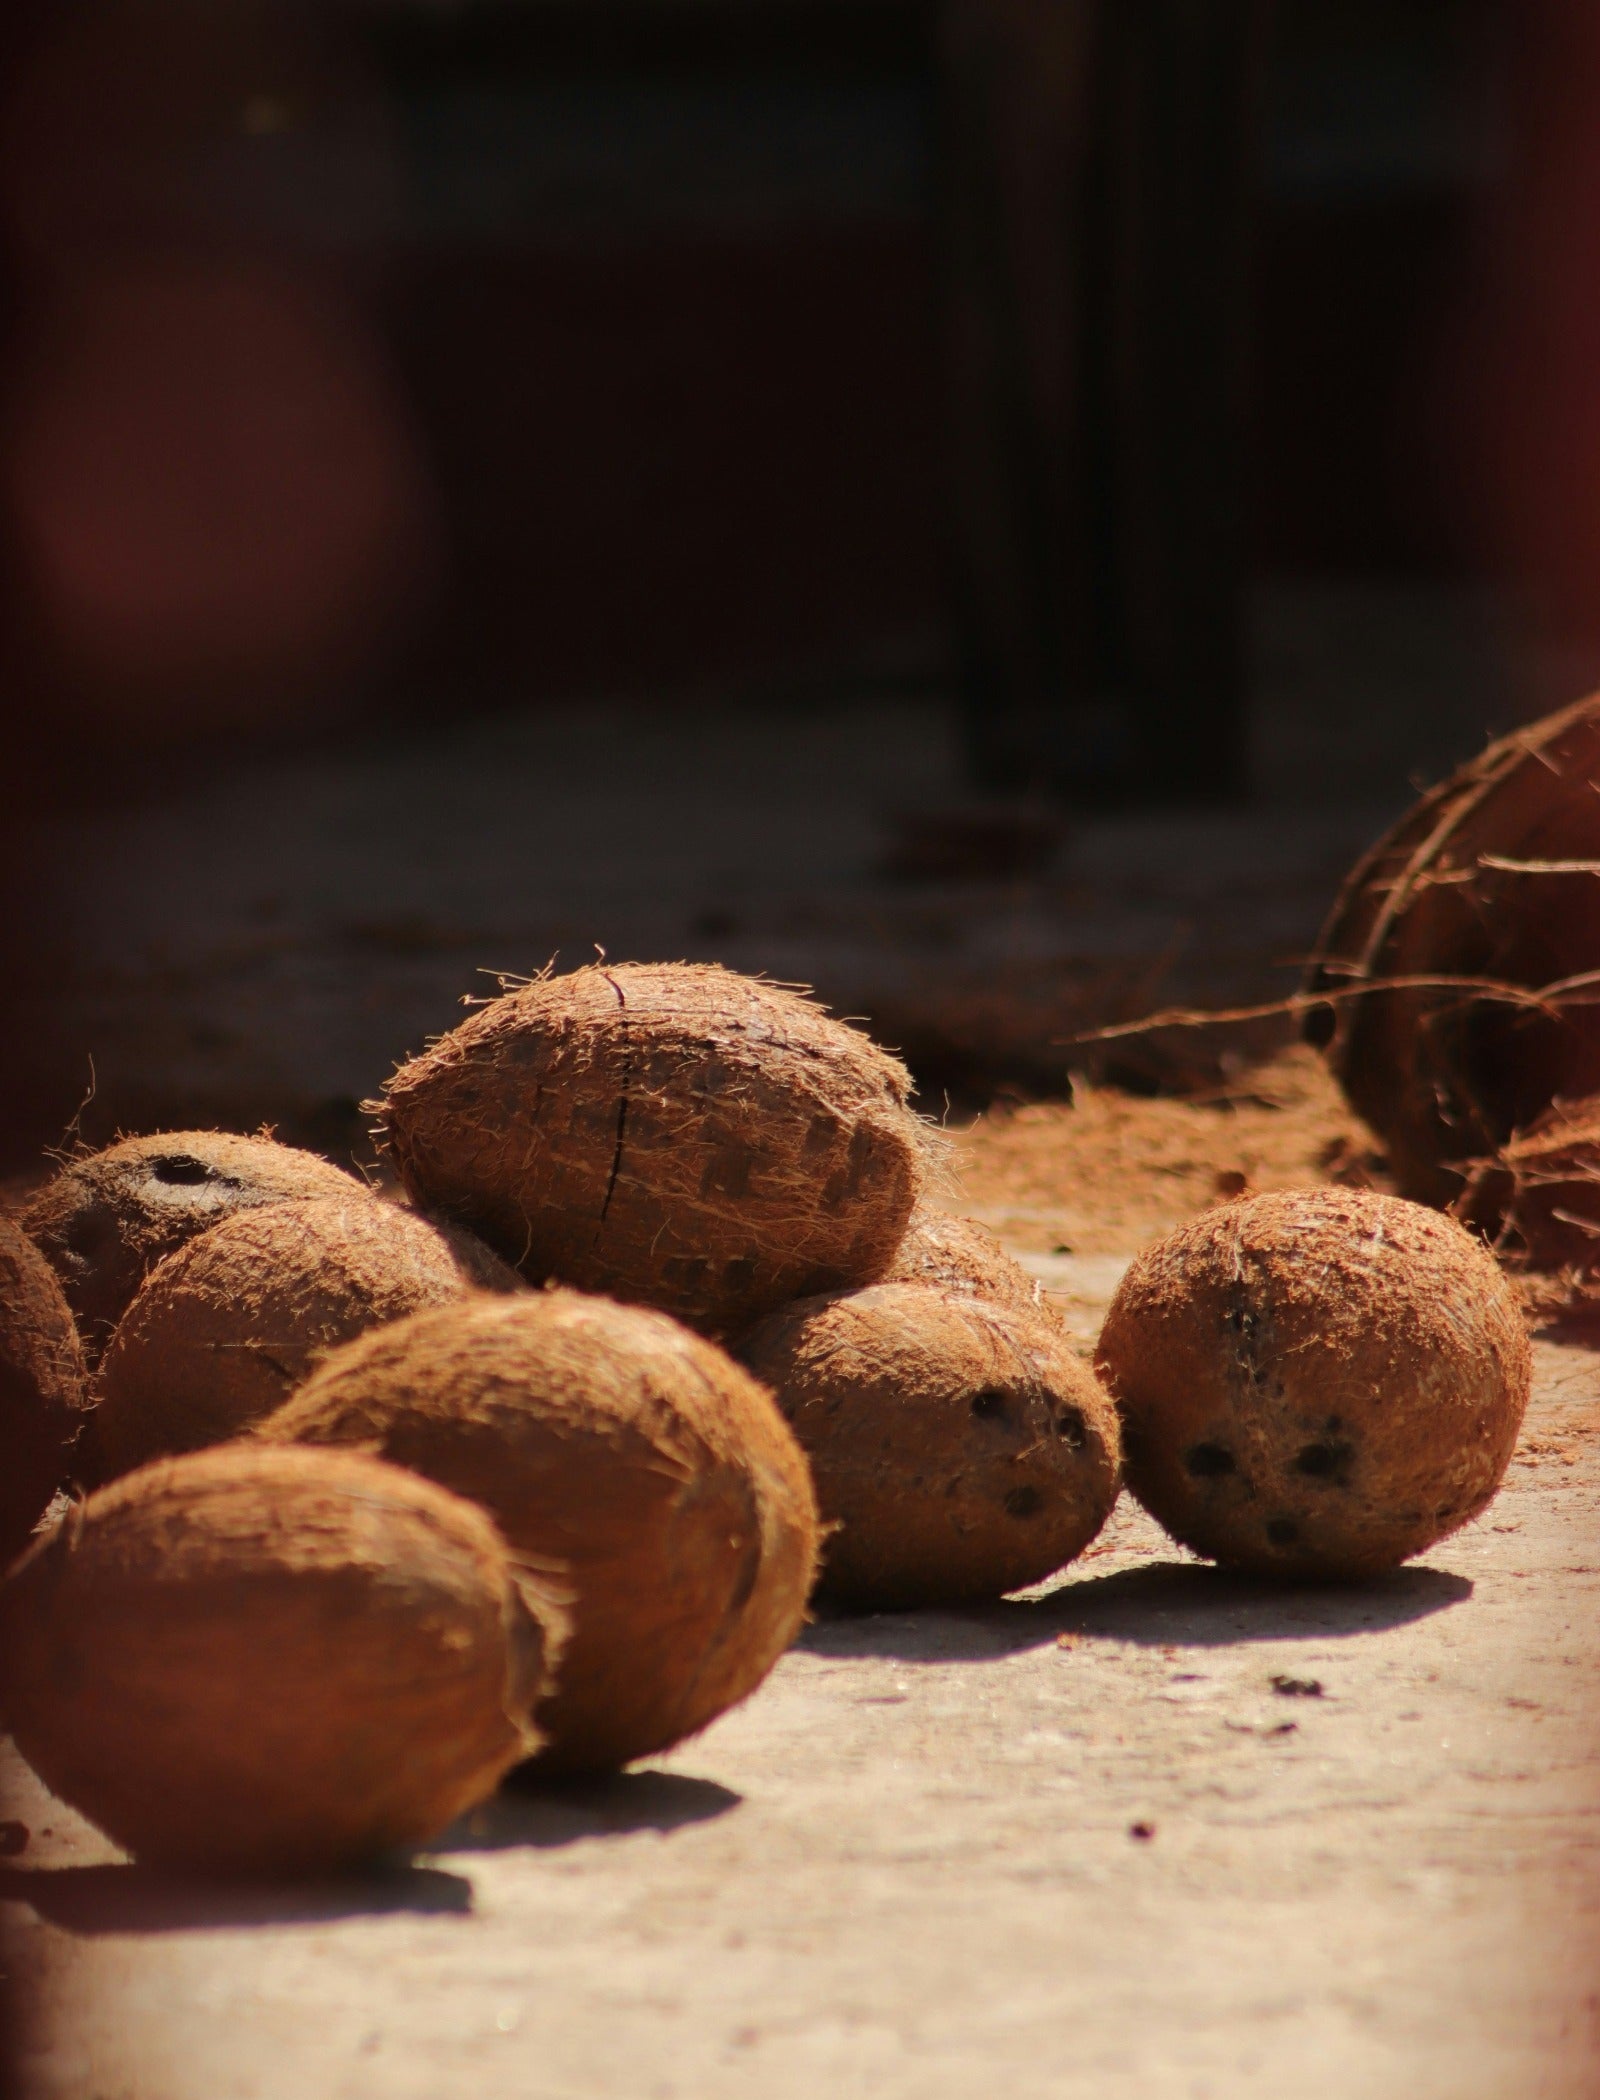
1004,1485,1043,1519
970,1388,1007,1422
1293,1442,1343,1479
1055,1406,1086,1448
150,1155,213,1187
1184,1442,1236,1479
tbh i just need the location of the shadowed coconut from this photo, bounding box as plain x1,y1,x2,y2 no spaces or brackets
1454,1095,1600,1276
24,1131,365,1359
0,1220,91,1566
0,1443,557,1874
886,1204,1051,1322
93,1195,521,1482
261,1289,819,1775
737,1282,1120,1612
1095,1187,1531,1578
376,961,929,1335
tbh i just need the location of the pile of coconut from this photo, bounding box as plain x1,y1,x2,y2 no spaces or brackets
0,958,1533,1877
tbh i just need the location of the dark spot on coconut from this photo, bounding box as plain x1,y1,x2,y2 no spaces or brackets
1293,1441,1353,1483
150,1155,214,1187
1004,1485,1044,1519
1185,1441,1236,1479
1324,1415,1345,1434
1265,1517,1300,1547
1055,1406,1086,1448
722,1257,756,1295
1224,1307,1257,1335
970,1387,1008,1422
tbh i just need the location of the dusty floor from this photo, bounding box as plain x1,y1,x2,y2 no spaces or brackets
4,1093,1599,2100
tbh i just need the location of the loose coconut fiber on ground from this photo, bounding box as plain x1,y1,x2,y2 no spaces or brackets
23,1131,366,1361
0,1444,555,1873
377,962,930,1335
92,1196,520,1481
0,1219,90,1567
262,1289,819,1775
1096,1187,1531,1578
738,1282,1120,1612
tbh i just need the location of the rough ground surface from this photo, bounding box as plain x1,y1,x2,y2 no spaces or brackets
5,1126,1599,2100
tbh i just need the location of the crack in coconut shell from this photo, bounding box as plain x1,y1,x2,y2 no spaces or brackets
737,1282,1120,1612
1096,1188,1531,1578
91,1197,522,1483
0,1444,563,1874
373,963,934,1334
258,1288,820,1775
24,1131,368,1362
0,1221,91,1568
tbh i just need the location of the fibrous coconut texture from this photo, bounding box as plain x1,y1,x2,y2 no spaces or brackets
377,962,929,1336
737,1282,1121,1612
1454,1094,1600,1278
1095,1188,1531,1579
1305,693,1600,1209
0,1443,556,1874
93,1196,520,1483
886,1204,1051,1322
0,1220,91,1567
262,1289,819,1775
24,1131,365,1361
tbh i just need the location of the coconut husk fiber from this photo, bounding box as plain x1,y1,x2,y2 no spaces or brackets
886,1204,1051,1322
1095,1188,1531,1579
261,1289,819,1775
0,1220,91,1568
0,1443,557,1874
1453,1094,1600,1276
737,1282,1121,1612
1305,693,1600,1207
92,1196,521,1483
24,1131,366,1361
377,962,930,1336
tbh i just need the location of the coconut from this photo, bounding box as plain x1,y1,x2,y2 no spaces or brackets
0,1443,557,1874
24,1131,366,1359
737,1282,1121,1612
92,1195,521,1482
1453,1094,1600,1276
261,1288,819,1775
1095,1187,1531,1578
1305,692,1600,1208
0,1219,91,1566
376,961,929,1335
886,1204,1051,1321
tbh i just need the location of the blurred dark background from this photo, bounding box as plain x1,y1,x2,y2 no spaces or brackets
1,0,1597,1175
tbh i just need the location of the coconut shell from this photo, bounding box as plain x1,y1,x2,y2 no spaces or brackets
24,1131,365,1360
1453,1094,1600,1275
0,1220,91,1567
1305,693,1600,1207
261,1289,819,1775
377,961,928,1335
93,1196,521,1482
1095,1188,1531,1578
886,1204,1051,1322
737,1282,1121,1612
0,1443,555,1874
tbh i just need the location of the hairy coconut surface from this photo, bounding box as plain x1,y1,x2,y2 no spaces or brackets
1096,1187,1531,1578
1453,1095,1600,1279
23,1131,365,1360
377,962,928,1335
886,1204,1049,1321
93,1196,520,1482
0,1220,91,1567
1305,693,1600,1207
262,1288,820,1775
738,1282,1120,1612
0,1443,554,1874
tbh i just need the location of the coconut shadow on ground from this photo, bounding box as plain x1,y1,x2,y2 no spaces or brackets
0,1859,474,1936
797,1562,1474,1664
437,1769,741,1854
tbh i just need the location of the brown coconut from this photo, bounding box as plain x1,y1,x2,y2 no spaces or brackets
886,1204,1051,1322
93,1195,521,1482
1305,692,1600,1207
24,1131,365,1359
1095,1187,1531,1578
737,1282,1121,1612
261,1289,819,1775
0,1443,557,1874
1453,1094,1600,1276
0,1219,91,1566
376,961,929,1335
